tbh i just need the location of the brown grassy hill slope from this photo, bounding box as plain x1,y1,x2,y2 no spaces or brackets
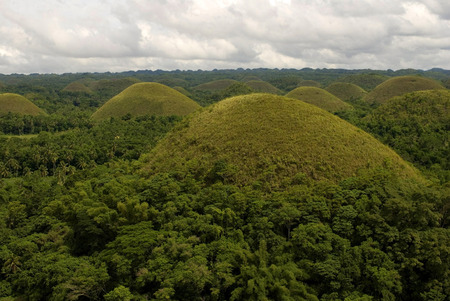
286,86,353,113
0,93,46,116
326,82,367,101
91,83,201,121
364,76,444,104
246,80,281,94
144,94,422,186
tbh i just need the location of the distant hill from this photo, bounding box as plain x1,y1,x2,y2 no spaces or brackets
241,75,262,82
172,86,191,97
325,82,367,101
91,82,201,121
194,79,238,92
337,74,390,91
246,80,281,94
88,77,141,97
286,86,353,113
62,82,93,94
297,80,321,87
144,93,422,186
0,93,46,116
364,76,444,104
363,89,449,181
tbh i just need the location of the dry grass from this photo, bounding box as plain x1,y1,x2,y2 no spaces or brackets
326,82,367,101
144,93,423,186
246,80,281,94
286,86,353,113
364,76,445,104
91,82,201,121
0,93,46,116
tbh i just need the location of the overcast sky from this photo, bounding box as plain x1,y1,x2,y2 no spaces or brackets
0,0,449,74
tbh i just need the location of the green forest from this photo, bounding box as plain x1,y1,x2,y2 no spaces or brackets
0,68,449,300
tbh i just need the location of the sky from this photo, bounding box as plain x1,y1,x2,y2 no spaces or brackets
0,0,449,74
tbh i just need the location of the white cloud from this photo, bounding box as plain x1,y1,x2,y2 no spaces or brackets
0,0,449,73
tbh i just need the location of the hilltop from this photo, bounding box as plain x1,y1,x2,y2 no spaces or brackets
62,82,93,94
193,79,238,92
246,80,281,94
144,93,422,186
91,82,201,121
0,93,46,116
364,76,444,104
286,86,353,113
326,82,367,101
336,74,390,91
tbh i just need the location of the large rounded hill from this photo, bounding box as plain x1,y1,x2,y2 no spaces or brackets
91,82,201,121
0,93,46,116
144,93,422,186
364,76,444,104
286,86,353,113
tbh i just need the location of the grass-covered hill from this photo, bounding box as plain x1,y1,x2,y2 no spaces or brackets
326,82,367,101
144,93,422,186
62,82,93,94
193,79,238,92
336,74,390,91
172,86,191,96
363,89,450,182
91,82,201,121
364,76,444,104
0,93,46,116
245,80,281,94
297,80,321,87
286,86,353,113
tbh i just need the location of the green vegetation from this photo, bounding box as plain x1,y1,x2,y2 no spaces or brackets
193,79,238,92
336,73,390,91
145,93,421,186
363,89,450,183
364,76,445,104
325,82,367,101
245,80,281,94
0,93,46,116
91,82,201,121
0,68,448,300
286,86,353,113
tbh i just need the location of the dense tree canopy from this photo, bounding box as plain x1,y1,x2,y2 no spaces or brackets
0,68,448,300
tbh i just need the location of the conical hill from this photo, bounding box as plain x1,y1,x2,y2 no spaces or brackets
91,82,201,121
246,80,281,94
286,86,353,113
194,79,238,92
364,76,444,104
145,94,422,186
0,93,46,116
326,82,367,101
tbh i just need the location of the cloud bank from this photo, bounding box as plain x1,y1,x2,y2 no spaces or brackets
0,0,449,74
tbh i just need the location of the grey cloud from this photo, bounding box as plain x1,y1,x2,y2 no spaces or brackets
0,0,449,74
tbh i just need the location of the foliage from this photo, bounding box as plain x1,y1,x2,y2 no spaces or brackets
363,90,450,183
